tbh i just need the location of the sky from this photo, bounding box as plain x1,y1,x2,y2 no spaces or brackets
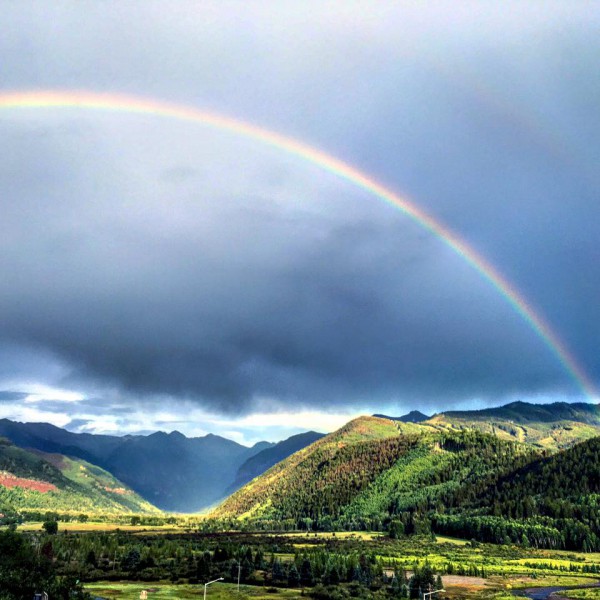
0,1,599,445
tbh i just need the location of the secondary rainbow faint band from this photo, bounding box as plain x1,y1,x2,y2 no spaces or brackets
0,89,596,400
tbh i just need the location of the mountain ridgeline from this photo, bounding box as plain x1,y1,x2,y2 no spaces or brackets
427,401,600,448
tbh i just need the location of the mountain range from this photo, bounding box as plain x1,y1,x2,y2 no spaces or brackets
0,418,326,512
1,400,600,525
0,419,275,511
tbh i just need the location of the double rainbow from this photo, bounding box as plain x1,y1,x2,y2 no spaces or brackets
0,90,595,399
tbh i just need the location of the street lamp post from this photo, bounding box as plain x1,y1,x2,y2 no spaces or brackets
423,590,445,599
203,577,224,600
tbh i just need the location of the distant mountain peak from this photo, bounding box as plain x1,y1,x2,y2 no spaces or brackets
401,410,430,422
372,410,430,423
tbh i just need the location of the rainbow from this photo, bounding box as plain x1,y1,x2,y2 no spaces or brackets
0,89,595,399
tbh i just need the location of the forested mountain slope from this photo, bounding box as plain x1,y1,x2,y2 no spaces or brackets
0,438,159,515
213,419,540,528
442,401,600,424
479,434,600,513
227,431,325,494
213,411,600,551
339,430,540,529
213,416,412,523
437,434,600,550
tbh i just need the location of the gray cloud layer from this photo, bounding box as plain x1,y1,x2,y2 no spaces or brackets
0,2,598,416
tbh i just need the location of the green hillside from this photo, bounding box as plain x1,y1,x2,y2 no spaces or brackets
426,401,600,449
436,434,600,550
228,431,325,493
212,416,415,523
339,430,539,529
0,438,160,515
213,408,600,551
214,420,540,527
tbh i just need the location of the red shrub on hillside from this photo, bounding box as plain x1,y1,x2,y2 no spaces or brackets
0,471,58,493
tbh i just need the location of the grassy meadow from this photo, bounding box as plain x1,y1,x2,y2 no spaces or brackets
86,582,305,599
16,520,188,534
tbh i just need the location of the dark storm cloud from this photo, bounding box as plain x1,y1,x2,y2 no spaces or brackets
0,2,598,416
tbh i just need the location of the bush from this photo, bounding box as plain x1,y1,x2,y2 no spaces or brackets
42,520,58,535
309,584,372,600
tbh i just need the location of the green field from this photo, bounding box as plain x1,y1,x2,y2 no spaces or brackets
565,590,600,599
16,521,187,533
86,582,305,599
84,576,600,600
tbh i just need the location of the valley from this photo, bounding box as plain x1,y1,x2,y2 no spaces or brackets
5,524,600,599
2,400,600,599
